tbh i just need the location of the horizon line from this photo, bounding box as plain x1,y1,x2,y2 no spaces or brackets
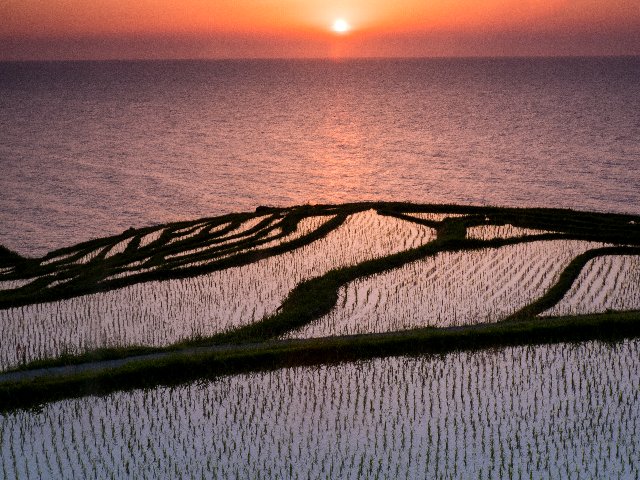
2,53,639,63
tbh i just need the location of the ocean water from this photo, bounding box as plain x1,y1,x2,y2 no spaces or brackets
1,57,639,256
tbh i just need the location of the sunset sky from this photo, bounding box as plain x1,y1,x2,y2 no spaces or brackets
1,0,639,60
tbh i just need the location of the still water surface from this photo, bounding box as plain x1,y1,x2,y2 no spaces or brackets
1,340,638,478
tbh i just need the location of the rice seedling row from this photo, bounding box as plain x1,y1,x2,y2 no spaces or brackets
1,340,638,479
0,207,347,307
404,212,469,222
466,224,555,241
168,215,335,268
287,240,605,339
138,228,165,249
0,211,436,370
0,202,638,383
543,255,640,316
0,280,35,292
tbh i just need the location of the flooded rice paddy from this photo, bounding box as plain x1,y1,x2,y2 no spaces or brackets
543,255,640,317
466,224,555,241
0,210,435,370
1,202,638,369
287,240,604,338
1,340,638,479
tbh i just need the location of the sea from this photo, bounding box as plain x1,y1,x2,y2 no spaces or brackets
1,57,639,257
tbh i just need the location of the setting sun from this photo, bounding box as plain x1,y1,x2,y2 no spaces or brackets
1,0,639,59
332,18,351,34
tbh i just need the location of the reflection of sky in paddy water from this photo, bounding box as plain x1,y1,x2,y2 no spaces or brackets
286,239,606,338
2,340,638,478
544,255,640,317
0,57,638,479
0,211,435,370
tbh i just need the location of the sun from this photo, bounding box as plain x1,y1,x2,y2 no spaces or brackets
331,18,351,34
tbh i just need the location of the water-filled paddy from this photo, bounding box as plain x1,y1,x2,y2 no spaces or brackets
405,212,468,222
170,214,336,269
287,240,604,338
0,210,435,370
466,224,554,240
2,200,638,369
2,340,638,479
543,255,640,317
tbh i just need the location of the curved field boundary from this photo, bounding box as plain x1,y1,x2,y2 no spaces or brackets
0,208,351,309
0,203,639,409
216,241,640,344
4,202,639,303
505,246,640,320
2,233,633,373
0,310,639,411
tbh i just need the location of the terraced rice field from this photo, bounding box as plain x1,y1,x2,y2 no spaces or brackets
0,203,638,408
287,240,605,338
1,340,638,479
543,255,640,317
0,210,329,295
169,215,336,269
405,212,468,222
0,210,435,370
0,279,33,291
1,202,639,479
466,224,554,240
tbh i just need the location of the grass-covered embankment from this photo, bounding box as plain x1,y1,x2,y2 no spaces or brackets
4,216,620,372
1,201,639,410
2,201,638,310
0,310,639,411
0,205,351,309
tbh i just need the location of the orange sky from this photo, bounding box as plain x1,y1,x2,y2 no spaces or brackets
1,0,639,59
